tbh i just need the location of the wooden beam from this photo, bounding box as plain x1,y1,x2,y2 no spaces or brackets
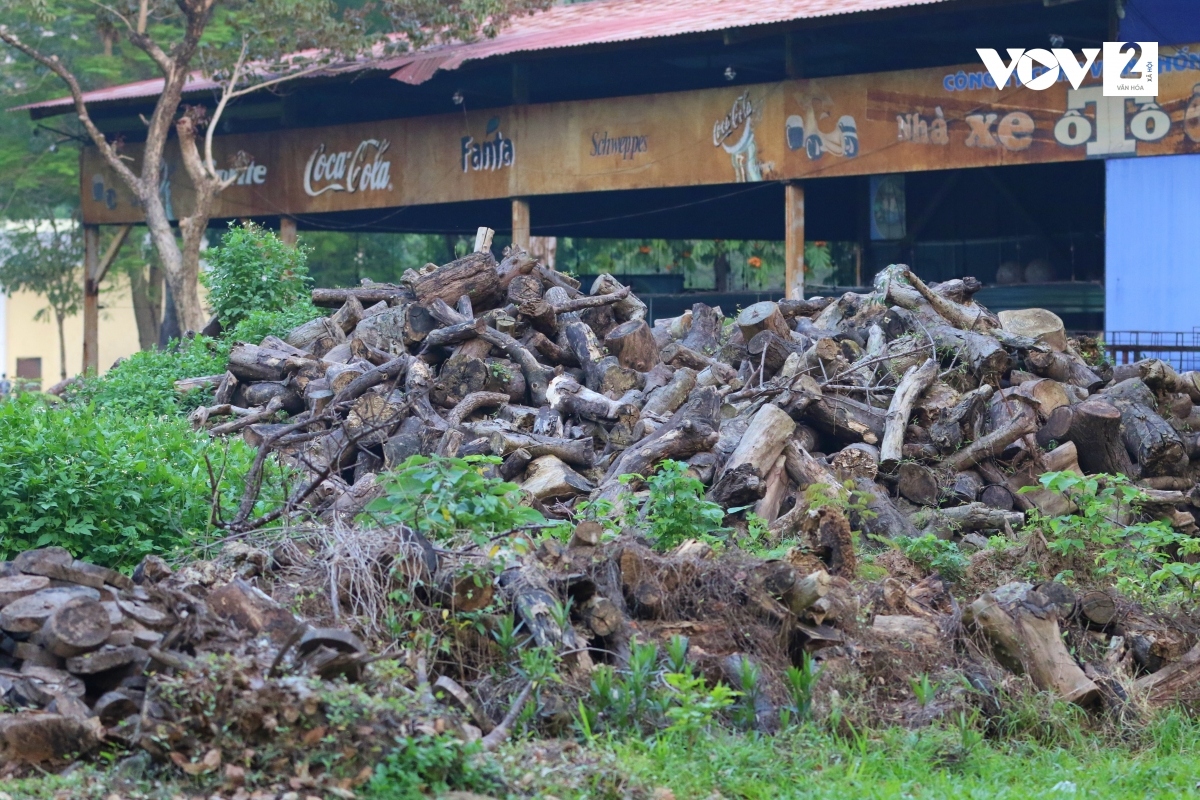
785,182,805,300
83,227,101,376
280,216,297,247
512,198,530,250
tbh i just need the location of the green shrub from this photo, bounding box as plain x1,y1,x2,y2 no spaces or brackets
1023,471,1200,604
622,460,727,551
364,734,503,800
66,306,323,420
363,454,545,543
224,303,324,345
65,335,226,417
202,222,312,327
892,533,969,582
0,395,258,569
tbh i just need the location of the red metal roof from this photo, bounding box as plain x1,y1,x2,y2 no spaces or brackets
384,0,958,84
14,0,953,112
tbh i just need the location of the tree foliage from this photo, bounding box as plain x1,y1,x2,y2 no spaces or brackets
0,0,552,332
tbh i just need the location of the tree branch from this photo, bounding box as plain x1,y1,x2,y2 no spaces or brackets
0,27,142,193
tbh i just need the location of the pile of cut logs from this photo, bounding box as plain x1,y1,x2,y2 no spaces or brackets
182,239,1200,548
0,546,369,765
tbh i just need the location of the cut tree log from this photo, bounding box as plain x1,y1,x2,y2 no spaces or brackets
1080,590,1117,628
1111,400,1189,477
1062,398,1137,476
286,316,346,357
872,615,941,649
997,308,1067,351
681,303,723,354
547,375,640,421
880,358,938,472
1013,378,1070,419
590,273,647,321
737,301,792,341
964,582,1099,705
897,462,939,506
829,442,879,481
1,587,101,634
520,455,595,500
942,414,1038,473
804,393,886,446
598,387,721,501
930,385,994,454
499,561,593,671
1135,641,1200,708
718,404,796,484
404,251,501,309
604,320,660,372
311,284,407,308
1025,350,1105,392
1036,404,1074,449
753,455,790,523
489,429,595,469
40,597,111,658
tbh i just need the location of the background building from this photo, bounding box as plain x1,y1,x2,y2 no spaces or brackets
12,0,1200,370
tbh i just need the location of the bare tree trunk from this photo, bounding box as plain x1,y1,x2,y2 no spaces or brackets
130,265,164,351
55,311,67,380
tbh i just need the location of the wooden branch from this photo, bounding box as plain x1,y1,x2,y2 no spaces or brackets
880,358,937,472
942,415,1037,473
446,391,509,428
551,285,629,315
477,326,552,406
312,285,407,308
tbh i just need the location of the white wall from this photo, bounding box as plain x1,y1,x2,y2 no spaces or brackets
1105,154,1200,333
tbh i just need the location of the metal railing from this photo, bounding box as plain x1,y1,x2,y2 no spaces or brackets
1105,330,1200,371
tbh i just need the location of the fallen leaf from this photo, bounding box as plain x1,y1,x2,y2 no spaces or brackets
301,726,327,746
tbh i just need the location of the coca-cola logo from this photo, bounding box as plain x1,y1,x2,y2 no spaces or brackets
303,139,393,197
713,91,754,147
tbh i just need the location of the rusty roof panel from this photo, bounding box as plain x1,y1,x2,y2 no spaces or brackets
13,0,953,111
385,0,956,83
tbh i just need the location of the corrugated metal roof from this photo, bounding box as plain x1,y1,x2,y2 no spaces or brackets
14,0,954,112
383,0,958,84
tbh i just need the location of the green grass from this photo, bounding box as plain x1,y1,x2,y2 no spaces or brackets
5,712,1200,798
508,712,1200,800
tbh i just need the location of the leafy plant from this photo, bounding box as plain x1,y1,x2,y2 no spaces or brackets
65,335,226,418
202,222,313,327
910,673,937,707
892,534,970,582
662,672,738,742
364,455,545,543
730,655,763,730
1023,471,1200,603
364,734,503,800
491,613,525,662
622,460,727,551
784,652,821,724
0,394,260,569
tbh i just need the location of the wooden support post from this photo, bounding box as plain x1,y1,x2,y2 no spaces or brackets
82,224,131,376
512,198,531,250
82,226,99,377
280,216,297,247
785,182,805,300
